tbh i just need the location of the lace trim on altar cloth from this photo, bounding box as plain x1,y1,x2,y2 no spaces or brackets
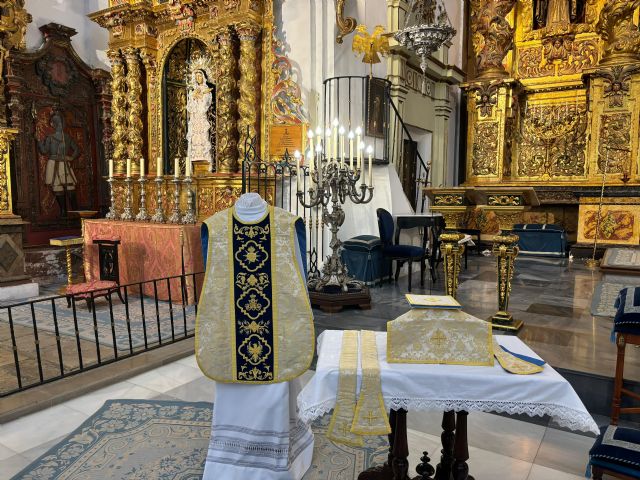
298,397,599,434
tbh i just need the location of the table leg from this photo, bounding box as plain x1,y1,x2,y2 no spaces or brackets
435,411,456,480
65,245,73,285
359,409,410,480
452,411,474,480
391,409,410,480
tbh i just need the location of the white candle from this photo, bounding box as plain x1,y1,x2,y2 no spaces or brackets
174,157,180,178
332,118,339,161
186,157,192,177
108,159,113,178
308,149,315,174
126,158,131,178
139,157,145,178
315,144,323,187
355,126,362,160
307,129,314,155
339,126,345,167
367,145,373,186
315,126,322,137
157,157,162,177
358,141,365,170
325,128,332,161
294,150,301,192
348,131,354,170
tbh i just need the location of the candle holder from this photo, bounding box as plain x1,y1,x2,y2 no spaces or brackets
167,176,182,224
181,176,196,224
120,177,134,221
135,175,150,222
105,177,117,220
297,160,374,296
150,176,165,223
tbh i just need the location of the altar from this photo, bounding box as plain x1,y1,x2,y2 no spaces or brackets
82,220,204,304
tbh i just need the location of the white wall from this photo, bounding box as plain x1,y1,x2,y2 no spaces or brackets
25,0,109,69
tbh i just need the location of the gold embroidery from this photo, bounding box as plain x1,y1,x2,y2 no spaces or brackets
352,330,391,436
235,240,269,272
492,339,544,375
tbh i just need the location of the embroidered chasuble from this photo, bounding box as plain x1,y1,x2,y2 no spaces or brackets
196,206,314,384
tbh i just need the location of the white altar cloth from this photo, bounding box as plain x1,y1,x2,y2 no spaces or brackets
297,330,598,434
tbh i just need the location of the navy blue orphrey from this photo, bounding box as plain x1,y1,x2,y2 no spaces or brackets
614,287,640,335
231,213,275,382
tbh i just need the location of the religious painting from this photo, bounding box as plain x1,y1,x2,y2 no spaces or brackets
533,0,586,30
365,77,387,138
34,106,92,219
577,204,640,245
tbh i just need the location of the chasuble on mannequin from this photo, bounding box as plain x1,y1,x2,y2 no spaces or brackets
196,205,314,384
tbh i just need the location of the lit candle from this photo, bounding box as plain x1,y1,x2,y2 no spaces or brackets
174,157,180,178
315,126,322,137
157,157,162,177
332,118,339,161
355,126,362,158
339,126,345,167
307,129,314,154
325,128,332,161
315,144,323,187
186,157,191,177
358,141,365,170
308,149,314,174
108,159,113,178
348,131,354,170
126,158,131,178
139,157,145,178
367,145,374,186
294,150,301,192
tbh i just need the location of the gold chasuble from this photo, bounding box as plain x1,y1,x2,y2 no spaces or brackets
195,207,314,384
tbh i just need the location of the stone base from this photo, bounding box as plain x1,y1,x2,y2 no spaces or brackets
0,216,29,282
0,279,39,302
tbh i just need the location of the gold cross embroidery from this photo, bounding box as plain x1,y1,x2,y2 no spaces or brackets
341,423,351,437
431,330,447,348
366,410,376,425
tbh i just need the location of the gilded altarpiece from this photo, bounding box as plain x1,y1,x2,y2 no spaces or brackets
90,0,300,221
462,0,640,240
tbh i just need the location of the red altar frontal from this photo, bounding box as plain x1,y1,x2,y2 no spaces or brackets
82,220,204,304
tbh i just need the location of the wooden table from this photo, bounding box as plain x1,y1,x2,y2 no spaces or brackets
49,236,84,286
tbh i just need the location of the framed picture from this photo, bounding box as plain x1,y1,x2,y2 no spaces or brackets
365,77,387,139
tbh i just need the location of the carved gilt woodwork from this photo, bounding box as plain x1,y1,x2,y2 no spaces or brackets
335,0,356,44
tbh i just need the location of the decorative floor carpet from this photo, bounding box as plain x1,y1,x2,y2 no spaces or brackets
13,399,389,480
0,298,195,352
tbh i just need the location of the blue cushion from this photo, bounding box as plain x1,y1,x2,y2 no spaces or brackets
343,235,382,252
513,223,564,232
382,244,424,258
589,425,640,475
614,287,640,334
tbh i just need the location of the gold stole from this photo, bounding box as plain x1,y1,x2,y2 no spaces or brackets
493,339,544,375
327,330,391,445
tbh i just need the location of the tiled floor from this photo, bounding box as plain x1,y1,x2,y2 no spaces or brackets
0,353,597,479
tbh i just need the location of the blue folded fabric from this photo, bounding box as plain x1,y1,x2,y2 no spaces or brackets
499,345,546,366
614,287,640,335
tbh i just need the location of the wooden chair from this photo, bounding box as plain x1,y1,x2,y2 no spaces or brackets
66,237,124,312
589,287,640,479
377,208,426,292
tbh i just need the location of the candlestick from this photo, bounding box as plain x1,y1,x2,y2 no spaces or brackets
325,128,332,161
295,150,301,192
156,157,162,177
108,159,114,178
174,157,180,178
135,174,150,222
105,177,116,220
126,158,131,178
348,131,354,170
120,177,134,221
168,176,182,223
150,175,165,223
339,126,345,167
367,145,373,186
181,175,196,224
332,118,339,161
307,129,314,155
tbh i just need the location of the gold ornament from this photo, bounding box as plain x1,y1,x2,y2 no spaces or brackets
352,25,389,77
597,0,640,65
335,0,357,44
124,47,143,175
216,28,238,174
236,22,261,166
109,49,128,176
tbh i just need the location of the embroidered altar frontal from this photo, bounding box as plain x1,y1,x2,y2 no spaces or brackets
387,309,494,366
196,207,315,384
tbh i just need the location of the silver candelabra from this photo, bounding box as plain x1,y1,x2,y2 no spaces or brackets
181,176,196,224
150,176,165,223
106,177,117,220
297,159,374,292
135,176,150,221
120,177,134,221
168,177,182,224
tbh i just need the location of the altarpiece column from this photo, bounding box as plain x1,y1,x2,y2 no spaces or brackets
124,47,143,175
216,27,238,174
236,22,262,165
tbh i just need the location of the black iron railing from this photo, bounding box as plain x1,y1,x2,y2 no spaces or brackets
0,271,204,397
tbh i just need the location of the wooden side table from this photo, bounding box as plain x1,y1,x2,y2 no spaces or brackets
49,236,84,287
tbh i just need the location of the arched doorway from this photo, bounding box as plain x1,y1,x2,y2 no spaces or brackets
162,38,216,175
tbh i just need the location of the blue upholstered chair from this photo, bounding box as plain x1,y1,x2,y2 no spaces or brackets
589,287,640,479
376,208,426,292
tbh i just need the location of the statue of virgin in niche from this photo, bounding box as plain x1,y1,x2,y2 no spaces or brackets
186,69,213,165
534,0,584,29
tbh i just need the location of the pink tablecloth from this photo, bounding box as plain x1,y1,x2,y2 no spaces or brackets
83,220,204,304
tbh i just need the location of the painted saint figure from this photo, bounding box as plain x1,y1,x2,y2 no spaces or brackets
38,112,79,216
186,69,213,167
